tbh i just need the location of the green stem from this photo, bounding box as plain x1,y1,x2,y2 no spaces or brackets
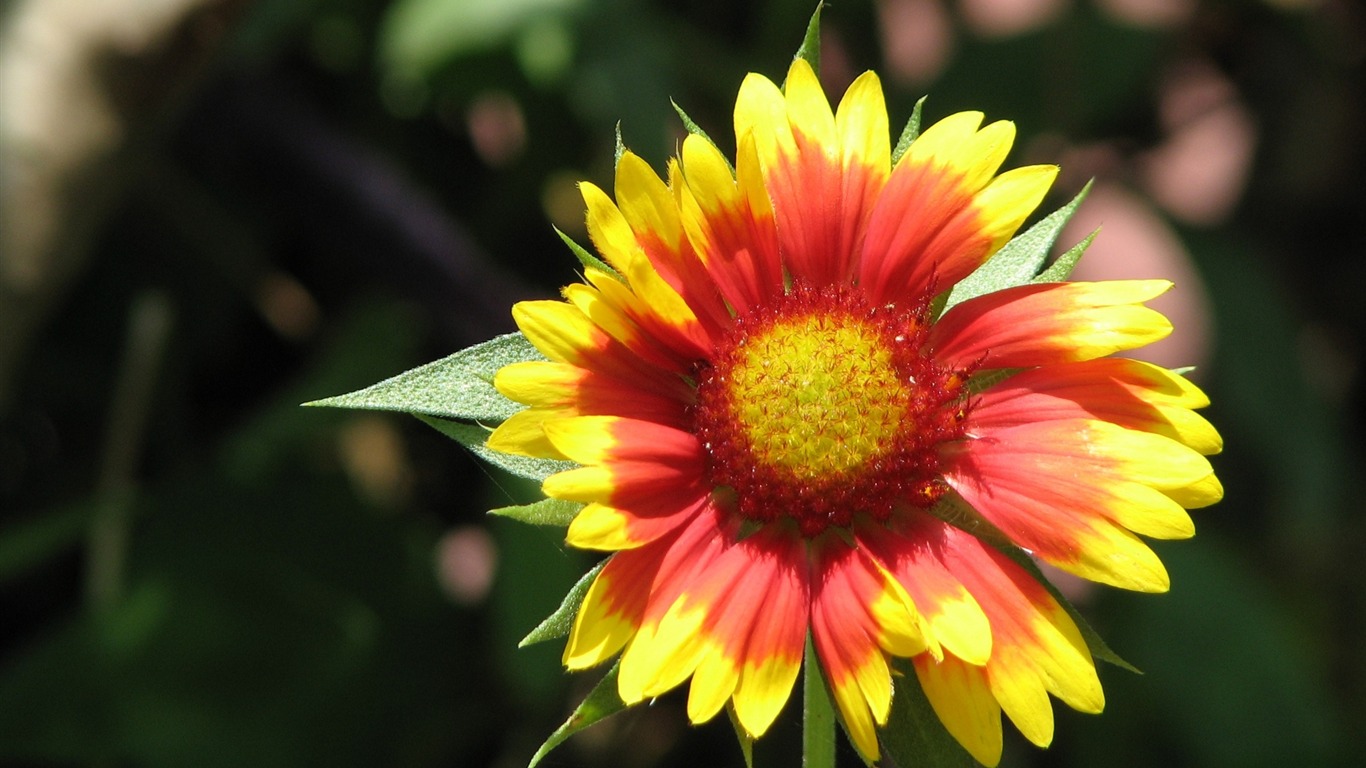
803,633,837,768
87,291,172,611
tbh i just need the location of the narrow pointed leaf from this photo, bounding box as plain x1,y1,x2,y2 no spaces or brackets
793,2,823,75
491,497,582,527
944,180,1094,311
1034,228,1098,283
891,96,927,165
673,99,733,175
520,559,605,647
672,99,715,145
304,332,539,423
417,416,574,482
556,226,620,280
528,662,627,767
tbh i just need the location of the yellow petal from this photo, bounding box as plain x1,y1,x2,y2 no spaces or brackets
835,70,891,175
493,361,581,407
615,151,682,245
582,181,641,272
619,598,707,703
915,656,1004,767
1059,523,1171,593
486,408,565,459
925,587,993,667
512,299,609,365
781,58,836,149
973,164,1059,250
1106,482,1197,540
903,111,983,172
732,653,802,739
988,662,1055,748
733,71,789,171
542,465,614,503
687,644,740,723
564,564,640,669
1166,472,1224,509
565,503,639,551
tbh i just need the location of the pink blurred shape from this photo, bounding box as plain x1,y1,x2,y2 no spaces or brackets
878,0,955,85
436,526,499,606
961,0,1069,38
1141,59,1257,226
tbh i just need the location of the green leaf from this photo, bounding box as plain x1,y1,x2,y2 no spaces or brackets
793,2,823,76
304,332,539,423
555,226,620,280
417,416,574,481
879,657,980,768
527,662,627,768
943,180,1094,312
489,497,581,527
672,99,733,175
1034,227,1098,283
614,121,625,167
519,558,605,647
891,96,926,165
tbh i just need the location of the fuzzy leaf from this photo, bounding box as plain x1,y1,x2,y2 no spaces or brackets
304,332,539,423
417,416,574,482
794,2,823,76
555,226,620,280
673,99,733,175
879,658,980,768
891,96,926,165
520,558,605,647
490,497,582,527
1034,228,1098,283
614,121,625,167
944,181,1094,312
528,661,627,767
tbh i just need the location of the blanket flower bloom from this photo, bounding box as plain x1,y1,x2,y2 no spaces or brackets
488,59,1222,765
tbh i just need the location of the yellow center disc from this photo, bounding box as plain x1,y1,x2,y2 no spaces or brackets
726,314,909,479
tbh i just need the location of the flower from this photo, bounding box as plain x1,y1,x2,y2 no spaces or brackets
488,58,1222,766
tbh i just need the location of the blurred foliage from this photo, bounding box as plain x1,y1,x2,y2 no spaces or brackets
0,0,1363,766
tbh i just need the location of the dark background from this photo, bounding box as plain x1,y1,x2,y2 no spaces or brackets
0,0,1362,766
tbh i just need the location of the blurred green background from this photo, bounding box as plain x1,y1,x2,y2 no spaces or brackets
0,0,1362,766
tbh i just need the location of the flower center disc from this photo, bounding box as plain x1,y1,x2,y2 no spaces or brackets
727,317,906,478
693,286,968,536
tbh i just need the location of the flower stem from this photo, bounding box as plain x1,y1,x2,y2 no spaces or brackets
87,291,172,611
803,633,836,768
